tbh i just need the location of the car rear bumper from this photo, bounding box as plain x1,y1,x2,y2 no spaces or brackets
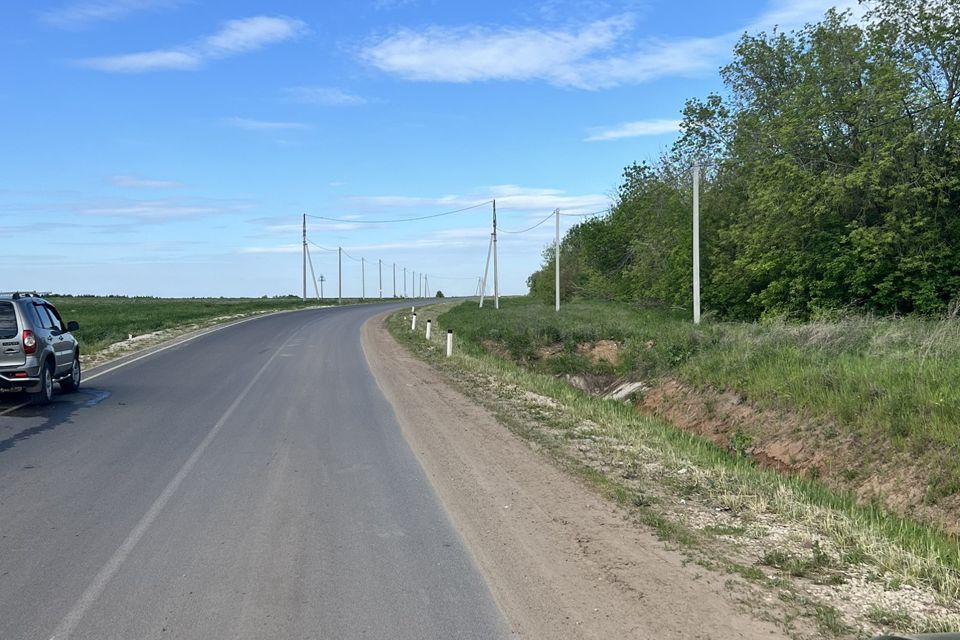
0,371,41,392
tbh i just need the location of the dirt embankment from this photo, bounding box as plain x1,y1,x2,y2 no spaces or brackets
526,339,960,535
364,316,784,640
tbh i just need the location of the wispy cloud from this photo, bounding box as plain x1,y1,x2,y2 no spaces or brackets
361,0,859,89
224,117,311,131
79,199,249,220
345,185,609,216
77,15,308,73
40,0,181,30
284,86,368,106
585,118,681,141
109,174,185,189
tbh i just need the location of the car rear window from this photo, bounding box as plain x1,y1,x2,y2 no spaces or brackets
0,302,17,339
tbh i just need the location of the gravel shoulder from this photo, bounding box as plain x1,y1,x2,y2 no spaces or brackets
362,312,784,640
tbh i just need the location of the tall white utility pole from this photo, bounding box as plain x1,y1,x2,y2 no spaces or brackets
693,161,701,325
555,208,560,312
319,275,325,300
306,244,320,300
425,275,429,298
493,200,499,309
476,277,482,298
479,233,493,308
378,259,382,299
302,214,307,301
338,247,342,305
393,263,397,298
403,267,407,297
361,257,366,301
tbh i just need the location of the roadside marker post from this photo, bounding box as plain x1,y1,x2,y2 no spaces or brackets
446,330,453,357
425,319,432,340
411,313,417,331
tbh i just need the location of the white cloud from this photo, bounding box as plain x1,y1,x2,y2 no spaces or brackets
40,0,181,29
242,244,301,254
71,197,251,220
284,86,368,106
346,185,609,216
109,174,185,189
361,16,630,85
585,118,681,141
77,15,307,73
360,0,861,89
224,117,311,131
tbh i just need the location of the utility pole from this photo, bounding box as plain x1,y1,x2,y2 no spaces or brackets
403,267,407,297
476,277,481,298
302,214,307,301
393,263,396,298
425,275,429,298
319,274,325,300
493,200,499,309
306,244,320,300
555,208,560,312
693,161,701,325
419,272,423,298
361,257,366,301
338,246,342,305
379,259,383,299
480,233,493,308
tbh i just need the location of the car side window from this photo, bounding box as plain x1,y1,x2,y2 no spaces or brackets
31,304,56,331
45,304,65,332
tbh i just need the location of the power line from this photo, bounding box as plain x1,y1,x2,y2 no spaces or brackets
340,248,362,262
499,211,555,234
560,208,609,218
305,200,493,224
307,240,337,252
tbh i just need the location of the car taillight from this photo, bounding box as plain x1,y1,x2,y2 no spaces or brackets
22,330,37,354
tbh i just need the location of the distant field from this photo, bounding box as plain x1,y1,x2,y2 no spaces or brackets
49,296,364,356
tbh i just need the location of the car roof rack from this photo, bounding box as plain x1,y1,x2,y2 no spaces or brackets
0,292,47,300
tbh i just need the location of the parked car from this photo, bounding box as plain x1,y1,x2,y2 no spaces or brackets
0,292,81,404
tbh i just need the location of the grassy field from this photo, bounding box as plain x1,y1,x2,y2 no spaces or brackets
48,296,377,356
390,301,960,637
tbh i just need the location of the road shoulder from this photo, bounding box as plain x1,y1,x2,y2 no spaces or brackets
362,312,784,640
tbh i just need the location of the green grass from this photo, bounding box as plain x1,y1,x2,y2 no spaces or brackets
435,296,960,484
48,295,376,356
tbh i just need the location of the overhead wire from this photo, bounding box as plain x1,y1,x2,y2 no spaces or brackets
305,200,493,224
498,211,555,234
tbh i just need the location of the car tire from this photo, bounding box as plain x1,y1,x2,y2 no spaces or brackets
31,360,54,405
60,353,81,393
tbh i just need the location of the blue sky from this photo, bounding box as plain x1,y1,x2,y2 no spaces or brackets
2,0,856,298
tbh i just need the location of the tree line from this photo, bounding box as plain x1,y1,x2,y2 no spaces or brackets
528,0,960,319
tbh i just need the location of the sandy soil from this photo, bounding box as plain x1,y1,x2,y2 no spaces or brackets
362,314,785,640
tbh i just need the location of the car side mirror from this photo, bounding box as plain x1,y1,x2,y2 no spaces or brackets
67,321,80,331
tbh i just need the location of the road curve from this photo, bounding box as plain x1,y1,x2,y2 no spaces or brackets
0,303,510,640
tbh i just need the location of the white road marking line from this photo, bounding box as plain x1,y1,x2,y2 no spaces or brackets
84,315,266,382
0,401,29,416
47,332,295,640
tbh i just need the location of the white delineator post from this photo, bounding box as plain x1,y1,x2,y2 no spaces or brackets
555,207,560,312
425,319,432,340
411,313,417,331
693,161,701,325
446,329,453,357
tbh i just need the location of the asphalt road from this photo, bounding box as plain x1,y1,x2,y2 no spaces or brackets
0,303,511,640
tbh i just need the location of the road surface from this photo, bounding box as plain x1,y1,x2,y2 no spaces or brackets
0,304,510,640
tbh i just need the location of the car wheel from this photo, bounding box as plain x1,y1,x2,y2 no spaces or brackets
60,353,81,393
31,360,54,405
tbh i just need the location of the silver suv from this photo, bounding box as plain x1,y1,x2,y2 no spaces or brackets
0,293,81,404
